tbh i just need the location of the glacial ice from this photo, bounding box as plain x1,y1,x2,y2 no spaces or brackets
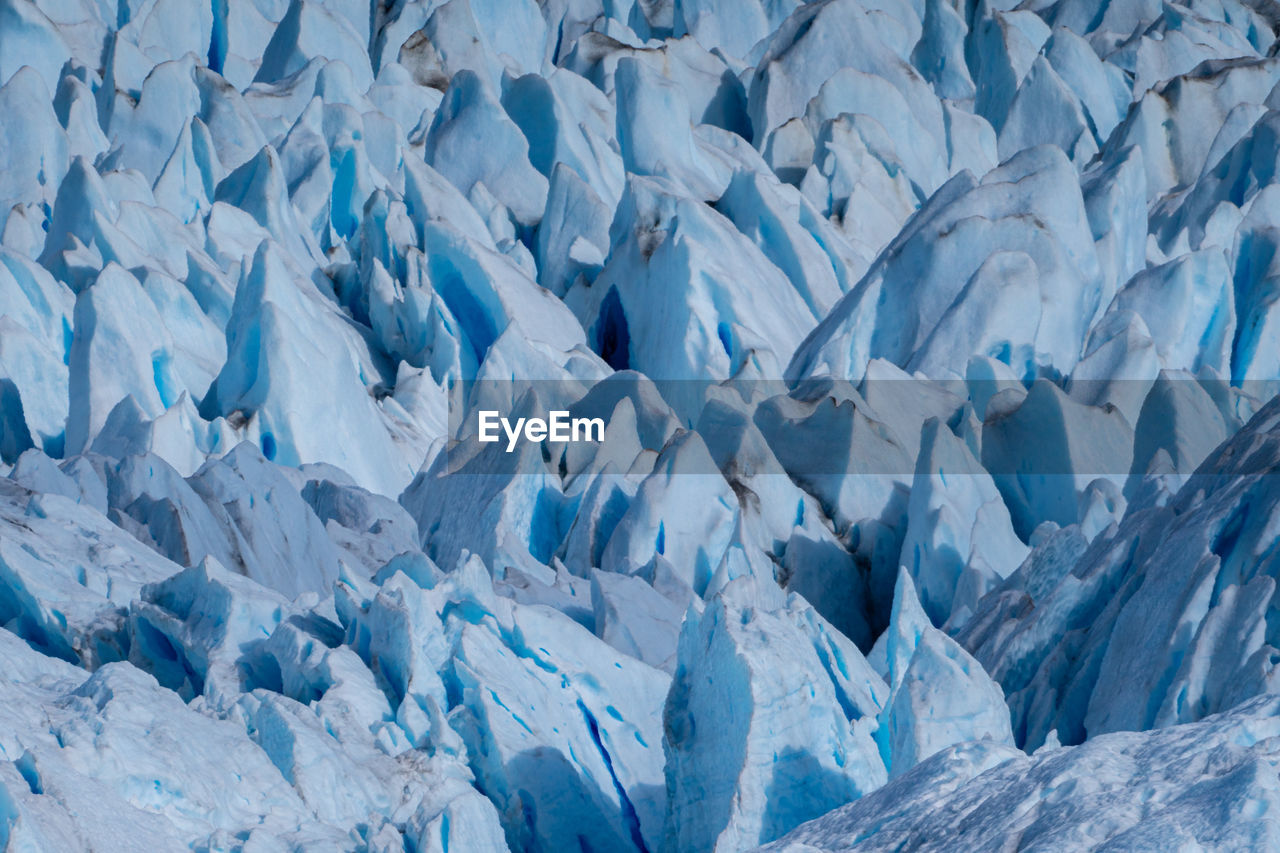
761,694,1280,852
664,576,887,852
876,569,1014,779
0,0,1280,849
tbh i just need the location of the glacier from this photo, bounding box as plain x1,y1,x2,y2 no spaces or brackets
0,0,1279,850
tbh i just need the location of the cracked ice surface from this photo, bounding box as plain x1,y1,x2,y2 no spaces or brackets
1,0,1280,850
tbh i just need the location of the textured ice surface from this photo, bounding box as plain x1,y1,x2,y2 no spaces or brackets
759,694,1280,852
1,0,1280,850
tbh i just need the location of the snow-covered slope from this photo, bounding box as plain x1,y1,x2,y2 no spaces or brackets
2,0,1280,850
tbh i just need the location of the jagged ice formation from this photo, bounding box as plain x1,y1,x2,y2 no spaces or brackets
1,0,1280,850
